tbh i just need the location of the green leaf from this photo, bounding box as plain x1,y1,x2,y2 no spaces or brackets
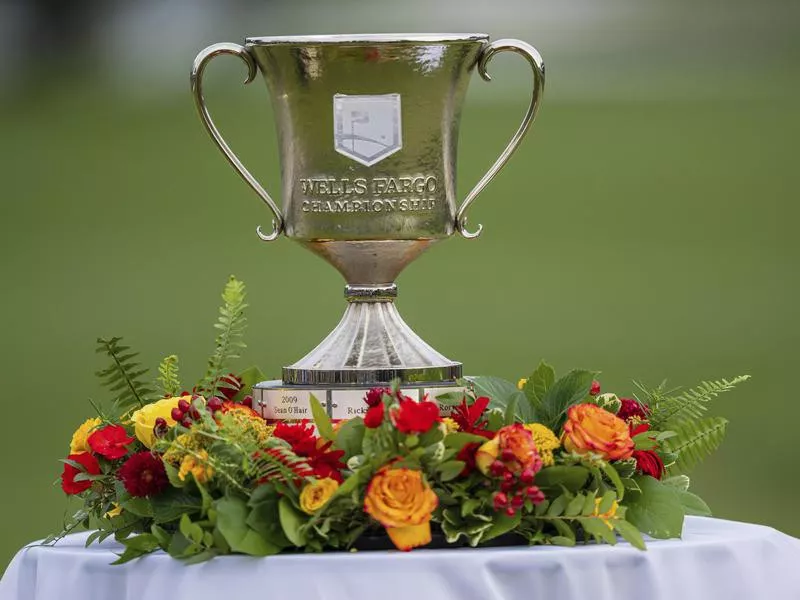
215,496,280,556
482,509,522,542
504,394,519,425
581,518,618,545
163,461,185,488
247,487,291,548
662,475,691,491
525,360,555,406
537,369,597,430
535,466,590,493
309,394,334,441
96,337,156,412
547,494,568,517
624,475,684,539
613,519,647,551
550,535,576,547
232,366,265,404
150,488,202,524
598,490,617,514
565,494,586,517
278,496,306,547
444,431,491,450
156,354,181,398
436,461,466,482
111,533,161,564
333,418,365,461
119,496,153,518
602,462,625,501
551,518,576,541
677,489,712,516
465,376,530,421
648,375,750,430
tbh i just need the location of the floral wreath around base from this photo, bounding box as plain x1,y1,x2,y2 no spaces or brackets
47,277,749,563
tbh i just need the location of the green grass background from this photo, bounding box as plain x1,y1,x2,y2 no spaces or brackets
1,60,798,571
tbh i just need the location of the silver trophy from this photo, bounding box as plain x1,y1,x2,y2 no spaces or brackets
191,34,544,417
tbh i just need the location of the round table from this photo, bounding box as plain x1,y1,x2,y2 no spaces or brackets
2,517,799,600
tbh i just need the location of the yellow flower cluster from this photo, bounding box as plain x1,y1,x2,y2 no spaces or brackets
163,432,206,466
441,417,459,434
523,423,561,466
70,417,102,454
178,449,214,484
219,407,275,446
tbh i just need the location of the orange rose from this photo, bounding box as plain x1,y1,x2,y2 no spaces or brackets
475,424,538,476
563,404,634,461
364,468,438,551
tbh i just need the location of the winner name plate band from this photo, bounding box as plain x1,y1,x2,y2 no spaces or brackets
253,381,463,421
191,33,545,388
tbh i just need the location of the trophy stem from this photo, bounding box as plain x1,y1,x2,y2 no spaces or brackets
282,283,461,386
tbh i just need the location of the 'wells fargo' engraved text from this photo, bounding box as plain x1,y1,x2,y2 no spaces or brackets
299,175,439,214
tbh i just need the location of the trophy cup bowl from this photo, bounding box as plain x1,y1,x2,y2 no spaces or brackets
190,34,544,413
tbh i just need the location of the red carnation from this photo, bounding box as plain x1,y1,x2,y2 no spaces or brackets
618,398,649,422
273,421,317,455
61,453,101,495
633,450,665,479
391,397,440,434
364,403,385,428
118,451,168,497
365,387,390,408
450,396,494,439
88,425,135,460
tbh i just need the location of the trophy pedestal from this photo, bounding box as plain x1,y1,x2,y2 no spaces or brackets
253,380,464,421
281,283,462,386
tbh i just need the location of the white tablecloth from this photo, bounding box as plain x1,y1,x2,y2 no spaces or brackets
2,517,800,600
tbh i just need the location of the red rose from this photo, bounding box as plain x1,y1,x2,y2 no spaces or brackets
618,398,649,422
88,425,135,460
61,453,101,495
633,450,665,479
364,403,385,428
365,387,390,408
391,397,440,434
118,451,168,497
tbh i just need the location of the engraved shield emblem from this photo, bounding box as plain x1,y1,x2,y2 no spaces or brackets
333,93,402,167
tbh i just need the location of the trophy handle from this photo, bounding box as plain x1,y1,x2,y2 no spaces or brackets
191,43,284,241
456,39,545,239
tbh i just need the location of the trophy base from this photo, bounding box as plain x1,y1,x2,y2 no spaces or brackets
282,285,462,386
253,380,465,421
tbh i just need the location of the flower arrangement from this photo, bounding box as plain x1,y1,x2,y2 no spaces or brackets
48,277,749,562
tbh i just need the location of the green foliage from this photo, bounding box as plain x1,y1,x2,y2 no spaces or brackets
464,375,528,420
310,394,334,441
624,475,685,539
156,354,181,398
663,416,729,474
196,276,248,398
644,375,750,430
95,337,156,412
216,496,281,556
533,369,597,431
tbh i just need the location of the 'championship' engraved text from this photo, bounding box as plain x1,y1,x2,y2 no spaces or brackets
299,174,439,214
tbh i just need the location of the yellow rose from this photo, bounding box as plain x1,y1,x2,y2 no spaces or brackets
364,468,438,551
178,449,214,484
131,396,188,448
70,417,102,453
300,478,339,514
563,404,634,461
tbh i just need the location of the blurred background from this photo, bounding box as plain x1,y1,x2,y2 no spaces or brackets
1,0,798,572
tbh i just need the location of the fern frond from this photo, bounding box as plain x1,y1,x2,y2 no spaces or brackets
663,416,728,475
649,375,750,430
96,337,156,412
253,445,312,486
156,354,181,398
196,276,248,398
